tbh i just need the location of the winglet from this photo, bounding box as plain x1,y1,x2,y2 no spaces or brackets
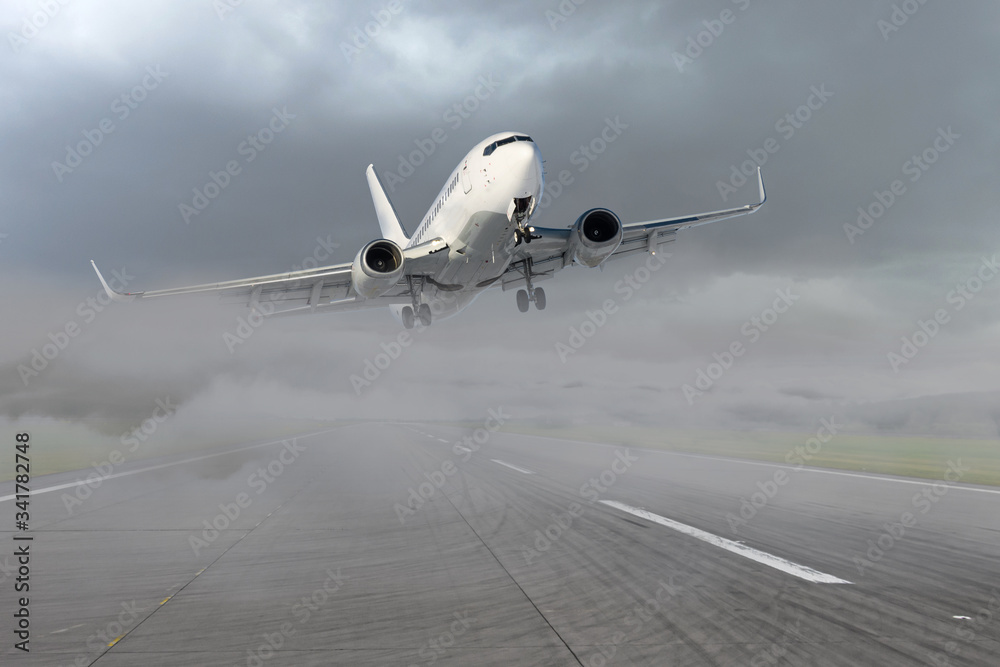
91,261,139,302
757,167,767,207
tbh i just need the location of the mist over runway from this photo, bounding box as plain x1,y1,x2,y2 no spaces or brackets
3,423,997,666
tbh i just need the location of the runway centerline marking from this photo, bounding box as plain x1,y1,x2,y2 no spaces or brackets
0,428,339,503
455,445,473,454
491,459,535,475
600,500,852,585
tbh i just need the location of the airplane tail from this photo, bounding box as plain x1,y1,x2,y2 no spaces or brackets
365,165,409,246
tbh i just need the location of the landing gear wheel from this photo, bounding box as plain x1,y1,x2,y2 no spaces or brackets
533,287,546,310
516,289,530,313
401,306,415,329
417,304,432,327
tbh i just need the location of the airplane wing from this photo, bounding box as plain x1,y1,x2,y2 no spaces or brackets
501,168,766,290
92,237,450,314
609,166,766,261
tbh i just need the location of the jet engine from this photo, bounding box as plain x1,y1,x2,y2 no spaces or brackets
569,208,622,267
352,239,405,299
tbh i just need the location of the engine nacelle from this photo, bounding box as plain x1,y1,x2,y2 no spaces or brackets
352,239,405,299
569,208,622,267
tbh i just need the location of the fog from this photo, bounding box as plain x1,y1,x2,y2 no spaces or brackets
3,0,999,460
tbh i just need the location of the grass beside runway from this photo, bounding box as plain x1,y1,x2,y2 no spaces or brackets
0,417,343,481
491,424,1000,487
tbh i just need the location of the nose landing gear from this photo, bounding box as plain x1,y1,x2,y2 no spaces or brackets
510,196,537,246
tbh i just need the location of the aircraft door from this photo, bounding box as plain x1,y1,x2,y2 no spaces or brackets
461,162,472,194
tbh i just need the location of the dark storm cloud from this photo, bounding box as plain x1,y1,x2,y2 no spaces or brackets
2,0,999,440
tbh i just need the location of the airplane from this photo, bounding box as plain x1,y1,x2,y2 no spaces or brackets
92,131,766,329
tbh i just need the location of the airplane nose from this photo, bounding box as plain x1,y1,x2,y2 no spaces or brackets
508,142,542,193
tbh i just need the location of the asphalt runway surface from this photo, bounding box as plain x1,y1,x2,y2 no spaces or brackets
2,421,998,666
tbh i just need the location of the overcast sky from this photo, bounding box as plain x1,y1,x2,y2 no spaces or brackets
2,0,999,449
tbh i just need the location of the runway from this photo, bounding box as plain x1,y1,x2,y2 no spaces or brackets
2,421,998,666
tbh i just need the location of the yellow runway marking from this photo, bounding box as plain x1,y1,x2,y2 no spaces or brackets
160,597,171,605
107,635,123,647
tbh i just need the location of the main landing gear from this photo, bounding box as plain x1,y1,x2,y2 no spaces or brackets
516,287,545,312
402,277,432,329
514,259,545,312
402,304,432,329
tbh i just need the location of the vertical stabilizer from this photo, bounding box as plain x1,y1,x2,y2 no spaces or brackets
365,165,409,246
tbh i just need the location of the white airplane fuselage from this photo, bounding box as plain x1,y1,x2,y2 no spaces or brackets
388,132,543,324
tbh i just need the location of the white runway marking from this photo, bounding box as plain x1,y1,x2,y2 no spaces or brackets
437,438,449,443
600,500,852,585
455,445,472,454
50,624,84,634
491,459,535,475
0,428,339,503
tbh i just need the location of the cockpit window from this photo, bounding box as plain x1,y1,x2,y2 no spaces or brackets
483,135,533,156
